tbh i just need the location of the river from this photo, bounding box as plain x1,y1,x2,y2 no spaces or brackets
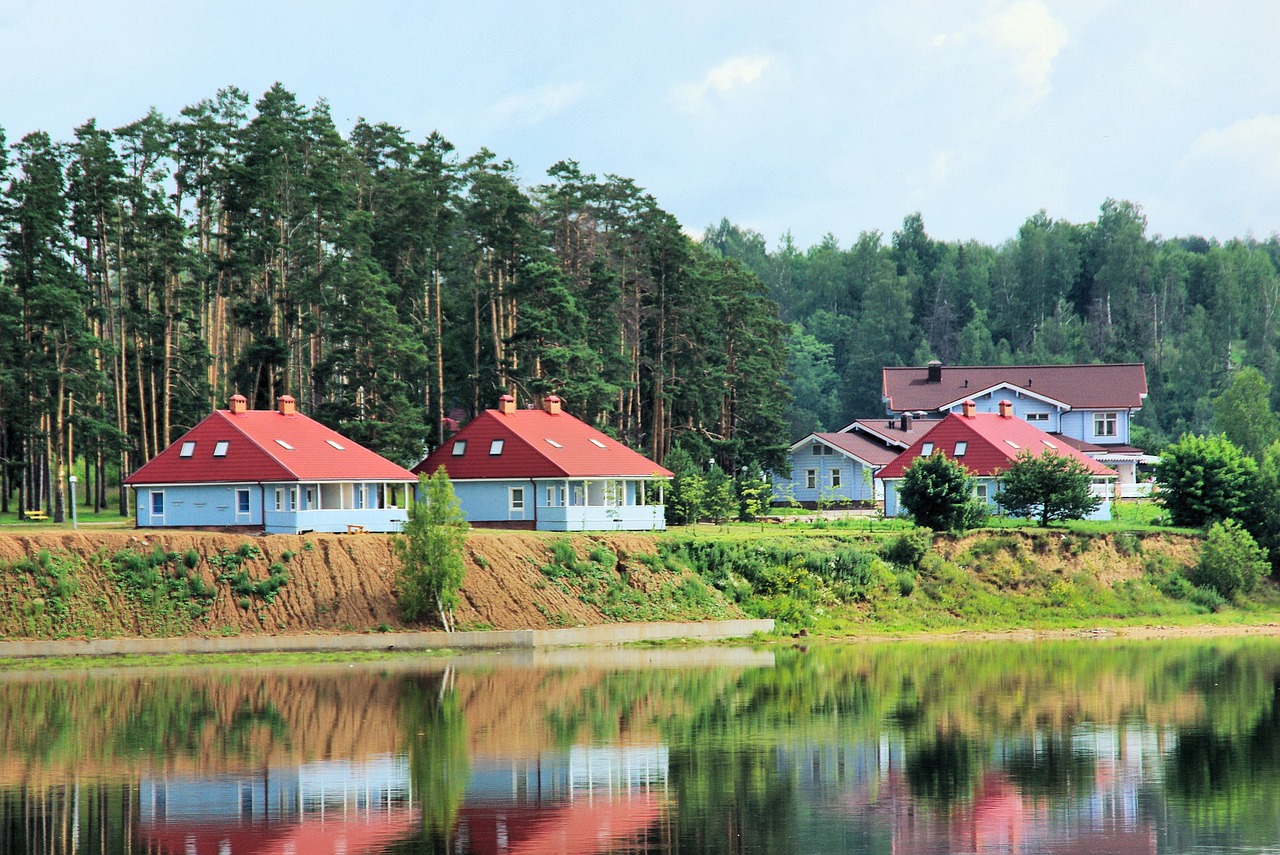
0,638,1276,854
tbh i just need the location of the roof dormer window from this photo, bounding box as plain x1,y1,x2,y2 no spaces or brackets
213,441,229,457
179,441,196,458
275,439,295,451
326,439,345,450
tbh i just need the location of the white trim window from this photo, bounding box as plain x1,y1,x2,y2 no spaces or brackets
1094,411,1118,437
805,469,817,490
1025,412,1049,422
829,469,842,488
509,486,525,517
150,490,165,517
236,489,250,515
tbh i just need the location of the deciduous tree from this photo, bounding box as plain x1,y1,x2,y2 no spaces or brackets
394,469,469,631
997,450,1102,526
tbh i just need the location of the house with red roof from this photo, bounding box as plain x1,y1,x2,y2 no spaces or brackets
877,400,1116,520
881,361,1153,495
124,395,418,534
413,395,673,531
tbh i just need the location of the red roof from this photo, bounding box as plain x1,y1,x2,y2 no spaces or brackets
414,407,672,480
877,411,1116,480
124,408,417,485
882,363,1148,412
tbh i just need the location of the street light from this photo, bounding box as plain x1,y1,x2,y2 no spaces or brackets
68,475,78,530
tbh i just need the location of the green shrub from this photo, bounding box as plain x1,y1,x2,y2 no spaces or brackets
182,548,201,570
896,570,917,597
882,529,932,569
1189,519,1267,599
1114,533,1142,556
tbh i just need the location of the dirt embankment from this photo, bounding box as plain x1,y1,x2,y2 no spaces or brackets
0,529,699,638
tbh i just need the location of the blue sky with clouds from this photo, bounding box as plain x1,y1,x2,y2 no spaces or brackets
2,1,1278,248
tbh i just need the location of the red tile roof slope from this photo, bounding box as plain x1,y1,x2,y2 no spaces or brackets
882,364,1148,412
811,433,901,468
415,409,673,480
877,412,1116,480
124,410,417,485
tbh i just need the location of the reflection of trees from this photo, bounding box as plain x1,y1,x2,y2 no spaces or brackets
905,732,976,809
1167,676,1280,839
1004,733,1095,798
668,744,796,855
400,668,470,852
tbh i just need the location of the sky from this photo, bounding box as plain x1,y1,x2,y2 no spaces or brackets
2,0,1279,250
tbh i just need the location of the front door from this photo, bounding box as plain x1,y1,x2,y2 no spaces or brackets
509,486,526,520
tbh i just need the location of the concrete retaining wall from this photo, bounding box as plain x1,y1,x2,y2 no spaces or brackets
0,619,774,659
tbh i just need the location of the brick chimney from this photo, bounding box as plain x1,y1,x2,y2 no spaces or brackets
900,413,912,432
498,394,517,415
229,394,248,415
277,395,296,416
927,360,943,383
961,400,976,419
999,400,1014,419
543,394,562,415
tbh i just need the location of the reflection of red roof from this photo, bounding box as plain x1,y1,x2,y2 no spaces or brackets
877,411,1116,480
125,409,417,485
883,364,1148,412
140,810,420,855
414,409,672,480
458,796,663,855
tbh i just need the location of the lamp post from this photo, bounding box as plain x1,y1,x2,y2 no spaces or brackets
68,475,78,531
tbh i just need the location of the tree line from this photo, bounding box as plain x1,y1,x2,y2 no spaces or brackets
705,205,1280,445
0,84,789,520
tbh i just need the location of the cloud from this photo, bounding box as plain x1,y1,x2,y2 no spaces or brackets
670,55,771,114
934,1,1068,102
1170,114,1280,232
489,83,586,128
1178,114,1280,183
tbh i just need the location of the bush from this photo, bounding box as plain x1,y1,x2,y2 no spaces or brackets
883,529,932,569
898,453,986,532
1189,519,1267,600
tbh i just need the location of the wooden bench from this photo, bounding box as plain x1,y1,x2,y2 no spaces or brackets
346,524,367,534
23,511,49,522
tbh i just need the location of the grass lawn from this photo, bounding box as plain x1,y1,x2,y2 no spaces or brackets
0,505,133,531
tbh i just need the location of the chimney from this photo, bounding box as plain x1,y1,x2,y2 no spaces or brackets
277,395,296,416
543,394,562,416
900,413,912,433
498,394,517,416
962,400,976,419
229,394,248,415
926,360,943,383
999,399,1014,419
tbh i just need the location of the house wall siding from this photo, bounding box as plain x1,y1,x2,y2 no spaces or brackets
884,476,1112,521
135,484,259,528
775,445,875,505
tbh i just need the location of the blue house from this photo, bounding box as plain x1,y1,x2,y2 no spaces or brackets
413,395,673,531
124,395,418,533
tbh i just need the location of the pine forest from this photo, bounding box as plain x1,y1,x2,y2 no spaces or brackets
2,84,1277,520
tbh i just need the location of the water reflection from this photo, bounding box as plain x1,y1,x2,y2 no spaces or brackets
0,640,1278,853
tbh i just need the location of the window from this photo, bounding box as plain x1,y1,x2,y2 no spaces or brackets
975,484,989,500
589,438,607,449
954,441,967,457
452,440,467,456
236,489,250,514
921,442,934,456
325,439,345,450
545,438,563,448
150,491,164,516
811,442,831,456
179,441,196,458
1042,439,1058,449
490,439,504,455
1026,412,1049,422
510,487,525,512
830,469,842,488
1004,439,1020,449
288,489,297,511
274,439,295,451
354,485,364,509
1094,411,1118,437
274,489,283,511
805,469,817,490
213,441,229,457
305,487,315,509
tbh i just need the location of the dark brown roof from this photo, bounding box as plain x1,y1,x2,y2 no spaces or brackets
842,417,933,449
807,432,902,467
882,363,1148,412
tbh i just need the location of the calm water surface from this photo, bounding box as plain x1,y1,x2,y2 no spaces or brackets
0,639,1278,854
